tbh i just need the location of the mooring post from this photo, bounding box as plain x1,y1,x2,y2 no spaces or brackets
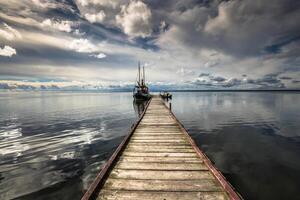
169,102,172,111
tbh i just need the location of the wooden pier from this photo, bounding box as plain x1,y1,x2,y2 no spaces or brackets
82,96,241,200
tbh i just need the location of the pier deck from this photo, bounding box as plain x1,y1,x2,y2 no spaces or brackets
83,96,241,200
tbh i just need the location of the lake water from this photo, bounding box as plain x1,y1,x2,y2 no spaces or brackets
0,91,299,200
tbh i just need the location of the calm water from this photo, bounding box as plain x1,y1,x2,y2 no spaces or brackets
171,92,300,200
0,91,300,200
0,92,138,200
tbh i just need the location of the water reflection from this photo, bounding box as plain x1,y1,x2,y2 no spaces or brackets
0,92,136,200
171,92,300,200
1,91,299,200
133,100,148,117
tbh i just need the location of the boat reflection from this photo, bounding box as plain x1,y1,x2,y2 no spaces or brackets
133,99,148,117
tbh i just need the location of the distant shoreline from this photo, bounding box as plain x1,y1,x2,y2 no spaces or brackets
166,89,300,92
1,89,300,93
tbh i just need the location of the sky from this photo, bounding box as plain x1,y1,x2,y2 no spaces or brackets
0,0,300,90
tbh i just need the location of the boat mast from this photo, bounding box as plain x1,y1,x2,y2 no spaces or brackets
138,61,140,86
143,65,145,86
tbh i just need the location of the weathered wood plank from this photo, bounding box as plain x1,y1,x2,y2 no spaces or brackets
127,143,192,147
125,147,194,153
131,135,186,140
98,190,229,200
115,161,206,170
127,144,193,149
128,143,192,147
103,179,223,192
122,152,197,157
130,139,187,143
109,169,213,180
119,156,202,163
133,133,184,136
134,131,182,134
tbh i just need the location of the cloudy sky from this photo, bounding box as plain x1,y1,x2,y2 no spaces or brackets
0,0,299,90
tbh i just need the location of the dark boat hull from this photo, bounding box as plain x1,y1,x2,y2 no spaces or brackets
133,93,151,101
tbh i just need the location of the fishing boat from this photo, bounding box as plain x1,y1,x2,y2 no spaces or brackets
133,62,151,101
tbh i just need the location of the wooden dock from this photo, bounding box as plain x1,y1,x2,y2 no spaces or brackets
82,96,241,200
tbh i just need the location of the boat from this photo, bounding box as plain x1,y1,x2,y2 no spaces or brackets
133,62,151,101
160,91,172,99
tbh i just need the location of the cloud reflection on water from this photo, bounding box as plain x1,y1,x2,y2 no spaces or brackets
172,92,300,200
0,92,136,200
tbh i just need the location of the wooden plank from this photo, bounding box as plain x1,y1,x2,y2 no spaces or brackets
127,143,192,147
98,190,229,200
130,139,187,143
124,149,195,153
132,135,185,138
109,169,213,180
137,124,180,127
131,139,187,143
127,144,193,149
119,156,202,163
141,120,175,122
133,132,184,135
133,130,182,133
134,131,182,134
115,161,207,170
122,152,197,157
103,179,223,192
128,143,192,147
142,118,174,120
136,127,181,129
134,130,182,133
125,147,194,153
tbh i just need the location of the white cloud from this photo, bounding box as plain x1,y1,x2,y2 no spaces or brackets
69,38,98,53
0,45,17,57
76,0,118,8
176,68,195,77
20,30,73,50
41,19,73,32
0,23,22,41
116,1,152,38
85,11,106,23
0,29,14,41
91,53,107,59
73,29,86,36
30,0,70,9
31,0,54,8
76,0,88,6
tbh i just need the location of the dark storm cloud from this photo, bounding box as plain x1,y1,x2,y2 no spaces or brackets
245,74,285,88
192,79,213,87
264,36,300,54
0,0,299,89
192,73,287,89
199,73,210,77
39,0,81,20
260,74,281,84
279,76,293,80
156,0,300,59
210,76,226,82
